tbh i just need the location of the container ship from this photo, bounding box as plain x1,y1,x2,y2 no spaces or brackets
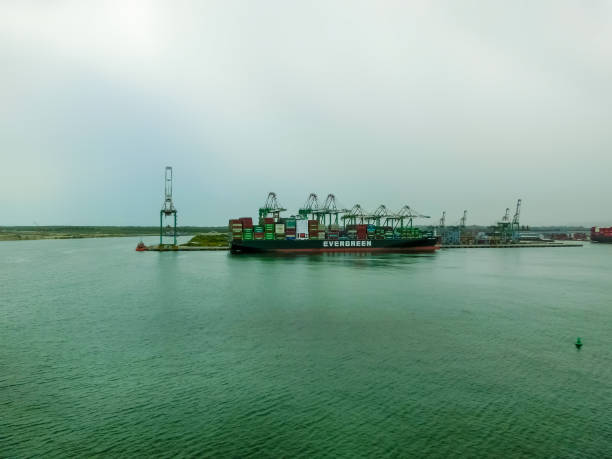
229,193,440,254
591,226,612,243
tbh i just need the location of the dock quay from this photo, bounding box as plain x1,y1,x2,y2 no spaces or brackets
441,242,583,248
144,245,230,251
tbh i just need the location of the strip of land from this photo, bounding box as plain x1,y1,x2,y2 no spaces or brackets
0,226,225,241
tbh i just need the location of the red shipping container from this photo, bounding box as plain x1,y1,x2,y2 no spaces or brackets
239,217,253,228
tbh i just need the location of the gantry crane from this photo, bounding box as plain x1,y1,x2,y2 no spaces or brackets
439,211,446,228
298,193,319,220
512,199,522,240
318,194,345,225
495,207,512,243
501,208,511,223
395,205,430,229
366,205,392,226
258,192,286,221
341,204,367,225
459,210,467,228
160,166,177,246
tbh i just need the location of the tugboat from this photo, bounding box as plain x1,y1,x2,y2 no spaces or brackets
135,240,147,252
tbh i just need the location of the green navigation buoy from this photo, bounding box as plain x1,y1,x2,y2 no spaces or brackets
575,337,583,349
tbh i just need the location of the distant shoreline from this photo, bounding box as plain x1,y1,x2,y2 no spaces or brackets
0,233,161,241
0,226,226,242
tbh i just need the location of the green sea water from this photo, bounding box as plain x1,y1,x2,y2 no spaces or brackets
2,238,611,457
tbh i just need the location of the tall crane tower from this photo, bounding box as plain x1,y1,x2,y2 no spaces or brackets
258,192,286,221
439,211,446,228
366,205,392,226
341,204,367,225
160,166,177,246
395,205,430,229
512,199,522,240
501,208,511,223
459,210,467,228
496,207,512,243
298,193,319,220
318,194,344,225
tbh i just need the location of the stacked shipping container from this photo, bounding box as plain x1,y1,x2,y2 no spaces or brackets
308,220,319,240
229,219,243,240
239,217,253,240
285,218,296,240
230,217,428,242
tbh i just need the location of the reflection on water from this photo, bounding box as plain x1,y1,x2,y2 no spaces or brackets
231,251,438,271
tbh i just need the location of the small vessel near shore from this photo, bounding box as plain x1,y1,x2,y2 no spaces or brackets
135,241,147,251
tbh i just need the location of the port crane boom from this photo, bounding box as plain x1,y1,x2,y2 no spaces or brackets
298,193,319,220
258,192,286,220
395,205,430,229
459,210,467,228
439,211,446,228
501,208,511,223
366,205,392,226
341,204,367,225
318,194,345,225
512,199,522,240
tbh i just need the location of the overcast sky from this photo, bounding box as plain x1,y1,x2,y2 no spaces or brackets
1,1,611,226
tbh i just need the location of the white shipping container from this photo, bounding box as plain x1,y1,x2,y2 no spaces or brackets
275,223,285,234
296,219,309,237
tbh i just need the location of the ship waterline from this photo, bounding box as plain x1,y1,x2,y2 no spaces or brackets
230,237,440,253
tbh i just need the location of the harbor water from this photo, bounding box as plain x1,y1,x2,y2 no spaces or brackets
2,238,611,457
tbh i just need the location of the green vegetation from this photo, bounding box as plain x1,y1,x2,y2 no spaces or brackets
181,233,229,247
0,226,226,241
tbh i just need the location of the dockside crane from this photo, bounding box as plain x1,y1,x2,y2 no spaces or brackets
439,211,446,228
367,205,392,226
258,192,286,221
512,199,522,240
395,205,430,229
160,166,177,246
459,210,468,228
318,194,345,225
298,193,319,220
501,208,511,223
495,207,513,243
341,204,367,225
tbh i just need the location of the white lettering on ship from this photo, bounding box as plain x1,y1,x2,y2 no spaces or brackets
322,240,372,248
